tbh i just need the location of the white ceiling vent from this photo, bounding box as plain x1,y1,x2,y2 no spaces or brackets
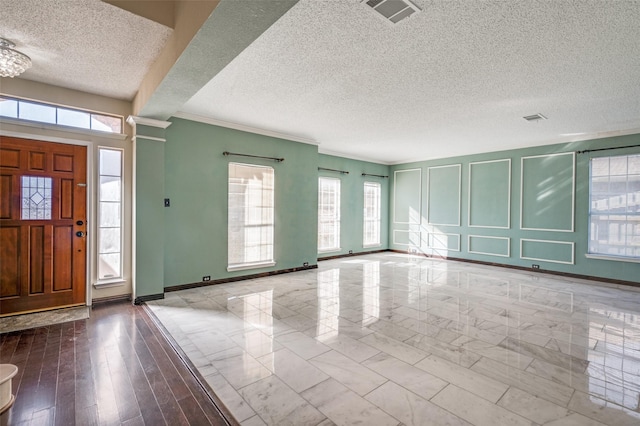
523,113,547,122
362,0,421,24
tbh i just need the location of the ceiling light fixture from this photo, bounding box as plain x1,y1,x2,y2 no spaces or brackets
0,38,32,78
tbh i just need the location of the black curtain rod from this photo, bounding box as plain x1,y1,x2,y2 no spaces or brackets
576,144,640,154
318,167,349,174
362,173,389,178
223,151,284,162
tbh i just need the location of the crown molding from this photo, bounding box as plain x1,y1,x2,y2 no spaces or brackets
388,127,640,165
318,148,391,165
127,115,172,129
173,111,318,146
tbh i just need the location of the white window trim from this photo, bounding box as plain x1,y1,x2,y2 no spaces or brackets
318,177,341,252
96,147,124,284
585,254,640,264
227,261,277,272
363,181,382,248
227,162,275,270
588,154,640,260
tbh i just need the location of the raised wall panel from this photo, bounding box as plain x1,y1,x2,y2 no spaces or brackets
469,159,511,228
60,179,73,219
468,235,510,257
427,164,461,226
53,226,73,291
0,226,20,297
0,175,12,219
29,151,46,171
0,148,20,168
53,154,73,172
521,152,575,231
29,226,45,294
520,239,575,265
393,169,421,224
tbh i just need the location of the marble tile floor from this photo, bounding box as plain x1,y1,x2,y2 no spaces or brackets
0,305,89,333
147,253,640,426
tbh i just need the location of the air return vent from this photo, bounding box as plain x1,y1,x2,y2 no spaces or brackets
362,0,421,24
523,113,547,122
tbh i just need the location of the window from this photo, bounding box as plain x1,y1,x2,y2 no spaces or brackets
21,176,52,220
0,96,122,133
228,163,275,271
589,154,640,259
318,177,341,252
363,182,381,247
98,148,123,280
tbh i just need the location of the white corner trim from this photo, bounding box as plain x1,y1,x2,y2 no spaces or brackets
131,135,166,143
127,115,172,129
173,111,318,146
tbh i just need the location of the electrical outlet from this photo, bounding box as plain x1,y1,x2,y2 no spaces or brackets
203,275,211,281
303,262,309,267
164,198,170,207
349,250,353,254
532,264,540,270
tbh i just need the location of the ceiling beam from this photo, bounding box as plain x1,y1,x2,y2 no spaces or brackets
134,0,300,120
102,0,176,28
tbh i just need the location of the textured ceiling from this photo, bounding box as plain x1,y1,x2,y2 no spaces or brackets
2,0,639,163
0,0,172,100
181,0,640,163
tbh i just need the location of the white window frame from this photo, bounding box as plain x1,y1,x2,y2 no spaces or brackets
587,153,640,263
318,177,341,253
96,147,124,284
227,162,276,271
363,181,382,247
0,95,123,134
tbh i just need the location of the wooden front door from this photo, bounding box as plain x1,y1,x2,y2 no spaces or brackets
0,137,87,315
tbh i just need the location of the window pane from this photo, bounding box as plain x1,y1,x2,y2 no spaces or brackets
98,148,123,280
0,98,18,118
99,253,121,279
363,182,381,246
57,108,91,129
99,227,121,254
91,114,122,133
100,202,121,227
318,177,341,251
228,163,275,268
19,102,56,123
21,176,52,220
589,155,639,259
100,149,122,176
100,176,121,202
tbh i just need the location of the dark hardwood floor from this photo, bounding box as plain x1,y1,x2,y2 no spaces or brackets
0,301,237,426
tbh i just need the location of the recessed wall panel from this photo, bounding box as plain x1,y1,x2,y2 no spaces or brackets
393,169,421,224
520,239,574,264
428,164,461,226
521,152,575,231
468,235,510,257
469,159,511,228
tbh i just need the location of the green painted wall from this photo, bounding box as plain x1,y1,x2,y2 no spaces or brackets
390,133,640,283
134,136,165,297
318,154,390,258
162,118,319,287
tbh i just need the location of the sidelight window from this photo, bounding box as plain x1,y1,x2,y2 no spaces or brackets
98,148,123,280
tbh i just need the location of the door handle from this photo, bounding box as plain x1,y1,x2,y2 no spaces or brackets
76,220,84,226
76,231,85,237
